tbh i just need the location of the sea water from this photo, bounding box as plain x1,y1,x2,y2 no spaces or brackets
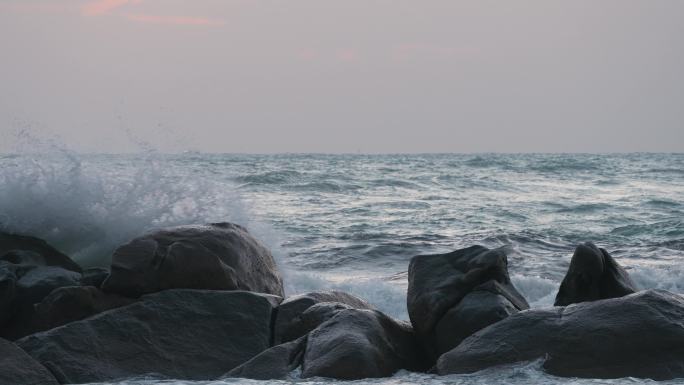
1,152,682,384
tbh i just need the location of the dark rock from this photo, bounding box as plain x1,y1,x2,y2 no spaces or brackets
0,265,16,325
301,309,429,379
15,266,82,306
0,232,81,273
79,267,110,288
274,290,373,344
284,302,354,343
433,280,521,355
1,250,45,267
436,290,684,380
555,242,637,306
0,338,58,385
102,223,283,297
226,336,307,380
17,289,280,384
407,245,529,358
31,286,136,334
2,266,82,339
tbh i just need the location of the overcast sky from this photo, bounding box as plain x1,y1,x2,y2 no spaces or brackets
1,0,683,153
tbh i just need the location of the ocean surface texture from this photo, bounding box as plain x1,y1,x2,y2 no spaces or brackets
1,152,683,385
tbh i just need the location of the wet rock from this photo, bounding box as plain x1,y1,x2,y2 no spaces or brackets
0,232,81,273
433,280,522,355
296,302,355,336
31,286,136,334
15,266,82,306
18,289,280,384
407,245,529,358
436,290,684,380
79,267,110,288
274,290,373,344
0,265,16,326
555,242,637,306
0,338,58,385
301,309,429,379
2,266,82,339
102,223,284,297
226,336,307,380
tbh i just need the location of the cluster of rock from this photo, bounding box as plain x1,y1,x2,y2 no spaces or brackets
1,223,683,384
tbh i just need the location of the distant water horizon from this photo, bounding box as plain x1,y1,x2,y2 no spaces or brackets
1,152,682,384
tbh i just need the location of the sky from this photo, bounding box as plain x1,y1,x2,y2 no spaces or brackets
0,0,683,153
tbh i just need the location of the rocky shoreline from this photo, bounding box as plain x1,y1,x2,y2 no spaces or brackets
1,223,682,384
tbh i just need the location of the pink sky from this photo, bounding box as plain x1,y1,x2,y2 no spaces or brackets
81,0,141,16
80,0,223,26
1,1,682,153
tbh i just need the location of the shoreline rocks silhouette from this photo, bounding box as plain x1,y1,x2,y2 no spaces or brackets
436,289,684,380
1,225,683,383
407,245,529,360
554,242,637,306
101,222,284,297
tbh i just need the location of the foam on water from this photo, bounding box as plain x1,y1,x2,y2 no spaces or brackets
81,363,680,385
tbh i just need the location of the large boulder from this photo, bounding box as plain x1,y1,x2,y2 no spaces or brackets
18,289,280,384
0,232,81,273
226,336,307,380
2,266,82,339
436,290,684,380
301,309,429,379
30,286,136,334
555,242,637,306
274,290,373,344
102,223,284,297
407,245,529,358
0,338,58,385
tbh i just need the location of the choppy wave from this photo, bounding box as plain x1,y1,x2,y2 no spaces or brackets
1,150,683,385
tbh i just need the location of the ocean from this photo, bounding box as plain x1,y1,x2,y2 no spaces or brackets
1,152,683,385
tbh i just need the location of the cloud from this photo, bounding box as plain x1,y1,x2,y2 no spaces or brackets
81,0,142,16
0,2,70,13
125,13,225,26
335,48,358,63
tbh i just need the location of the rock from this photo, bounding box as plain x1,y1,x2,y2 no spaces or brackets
79,267,110,288
0,265,17,326
274,290,373,344
407,245,529,358
301,309,429,379
555,242,637,306
436,290,684,380
2,266,82,339
15,266,82,306
226,336,307,380
18,289,280,384
0,338,58,385
31,286,136,334
286,302,355,342
102,223,284,297
0,232,81,273
433,280,522,355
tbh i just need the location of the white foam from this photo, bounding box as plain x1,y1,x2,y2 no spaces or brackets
0,151,261,267
511,274,559,308
284,270,409,320
80,361,672,384
629,265,684,294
